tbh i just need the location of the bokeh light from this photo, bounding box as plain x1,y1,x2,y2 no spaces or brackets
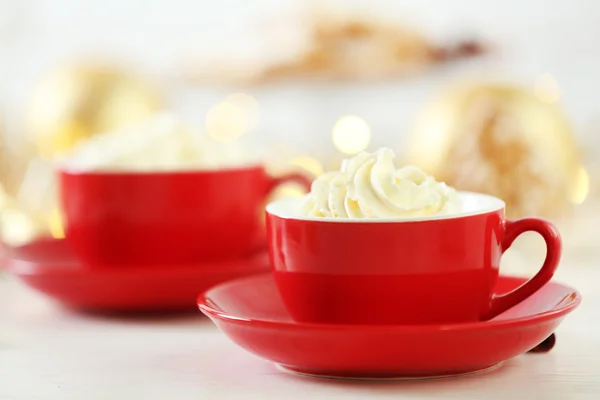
289,156,324,177
205,101,246,142
205,93,260,143
0,209,38,246
332,115,371,154
226,93,260,131
569,165,590,205
48,209,65,239
534,73,561,103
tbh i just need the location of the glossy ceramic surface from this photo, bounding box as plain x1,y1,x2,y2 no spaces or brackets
59,166,310,267
198,273,580,379
6,238,269,312
266,195,561,324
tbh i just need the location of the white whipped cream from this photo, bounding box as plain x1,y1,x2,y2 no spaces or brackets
301,148,460,218
60,111,260,172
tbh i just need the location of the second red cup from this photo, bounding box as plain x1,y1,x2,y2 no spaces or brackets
60,165,310,267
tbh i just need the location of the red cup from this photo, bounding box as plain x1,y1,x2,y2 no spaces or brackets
59,165,310,267
266,192,562,325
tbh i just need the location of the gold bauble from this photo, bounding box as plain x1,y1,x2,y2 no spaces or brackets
4,64,164,244
26,65,163,158
408,82,582,218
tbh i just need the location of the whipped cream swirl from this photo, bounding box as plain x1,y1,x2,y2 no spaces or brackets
301,148,460,218
61,111,260,172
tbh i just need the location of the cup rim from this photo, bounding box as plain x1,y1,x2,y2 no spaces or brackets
266,191,506,223
56,162,265,176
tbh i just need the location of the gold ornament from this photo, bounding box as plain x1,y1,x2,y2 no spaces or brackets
25,64,163,159
1,65,164,245
408,82,582,219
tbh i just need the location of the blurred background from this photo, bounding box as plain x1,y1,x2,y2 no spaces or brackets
1,0,599,267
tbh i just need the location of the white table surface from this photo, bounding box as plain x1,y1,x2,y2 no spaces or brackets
1,251,599,400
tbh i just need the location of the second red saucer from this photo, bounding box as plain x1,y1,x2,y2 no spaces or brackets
199,273,580,380
5,238,269,312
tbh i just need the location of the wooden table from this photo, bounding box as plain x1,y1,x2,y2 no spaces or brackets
1,248,599,400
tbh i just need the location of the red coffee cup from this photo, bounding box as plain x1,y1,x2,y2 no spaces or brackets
59,165,310,267
266,192,562,325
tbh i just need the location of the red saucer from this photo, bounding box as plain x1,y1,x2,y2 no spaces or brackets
5,238,269,312
198,273,581,380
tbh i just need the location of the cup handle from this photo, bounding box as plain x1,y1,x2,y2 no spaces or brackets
266,172,313,195
484,217,562,320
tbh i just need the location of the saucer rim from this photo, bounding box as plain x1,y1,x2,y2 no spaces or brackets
198,272,581,332
6,251,269,277
3,237,269,274
276,361,504,381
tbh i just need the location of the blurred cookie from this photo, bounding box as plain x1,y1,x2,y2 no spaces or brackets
185,11,486,84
